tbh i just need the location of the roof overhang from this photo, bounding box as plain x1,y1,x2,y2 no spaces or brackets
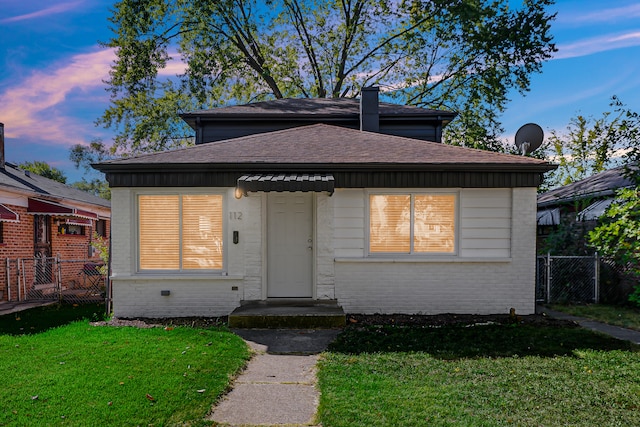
27,198,98,220
236,173,334,197
95,162,554,189
0,204,19,222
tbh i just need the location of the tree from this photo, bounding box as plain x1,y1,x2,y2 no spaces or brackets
544,96,640,188
69,139,112,200
72,179,111,200
99,0,556,155
588,188,640,305
18,161,67,184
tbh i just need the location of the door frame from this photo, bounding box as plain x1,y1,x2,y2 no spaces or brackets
261,192,317,300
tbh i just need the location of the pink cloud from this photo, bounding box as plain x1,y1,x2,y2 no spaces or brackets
0,48,115,147
0,1,84,24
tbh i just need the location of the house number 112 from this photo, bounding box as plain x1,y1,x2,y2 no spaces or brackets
229,211,243,220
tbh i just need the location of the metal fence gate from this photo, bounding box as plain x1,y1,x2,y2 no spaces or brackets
4,256,106,305
536,254,640,305
536,255,599,304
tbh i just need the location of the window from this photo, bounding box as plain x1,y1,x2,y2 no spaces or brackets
96,219,107,237
369,193,456,254
58,223,85,235
138,194,224,271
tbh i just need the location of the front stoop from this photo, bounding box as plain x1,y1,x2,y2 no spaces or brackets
229,300,346,329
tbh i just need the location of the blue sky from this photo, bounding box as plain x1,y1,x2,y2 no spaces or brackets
1,0,639,183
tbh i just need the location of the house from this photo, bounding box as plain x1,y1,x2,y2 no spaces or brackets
0,123,111,301
536,166,634,251
180,93,457,144
95,89,555,318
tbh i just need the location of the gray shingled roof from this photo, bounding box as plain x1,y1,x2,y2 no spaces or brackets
180,97,456,122
97,124,551,170
537,166,633,207
0,163,110,208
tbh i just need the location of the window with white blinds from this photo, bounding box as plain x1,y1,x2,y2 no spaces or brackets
138,194,224,271
369,193,456,254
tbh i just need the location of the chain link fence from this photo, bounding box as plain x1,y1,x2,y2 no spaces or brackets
4,257,106,305
536,254,638,305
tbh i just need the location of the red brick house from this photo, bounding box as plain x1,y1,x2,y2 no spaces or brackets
0,124,111,301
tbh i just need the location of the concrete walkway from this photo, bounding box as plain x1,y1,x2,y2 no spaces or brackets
208,329,341,427
539,306,640,344
0,300,56,316
211,310,640,426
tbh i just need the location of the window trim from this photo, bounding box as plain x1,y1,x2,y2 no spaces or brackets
366,189,459,257
134,190,226,273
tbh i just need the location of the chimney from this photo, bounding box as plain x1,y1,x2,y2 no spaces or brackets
360,86,379,132
0,122,5,170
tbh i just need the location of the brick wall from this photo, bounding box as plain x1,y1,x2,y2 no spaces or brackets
0,205,34,300
110,188,244,318
109,186,538,318
0,203,111,301
333,188,538,315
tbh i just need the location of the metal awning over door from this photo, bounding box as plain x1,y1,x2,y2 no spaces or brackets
236,173,335,196
27,198,98,220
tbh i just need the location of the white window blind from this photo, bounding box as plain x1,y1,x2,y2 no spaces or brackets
414,195,455,253
182,195,223,269
369,194,456,254
370,195,411,253
138,194,223,271
139,195,180,270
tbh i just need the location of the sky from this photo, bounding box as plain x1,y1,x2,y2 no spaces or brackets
1,0,640,184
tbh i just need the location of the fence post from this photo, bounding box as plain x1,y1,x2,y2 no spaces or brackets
6,258,10,301
56,255,62,302
594,252,600,304
546,253,552,304
18,259,23,301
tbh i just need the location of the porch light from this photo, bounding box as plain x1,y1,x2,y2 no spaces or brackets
234,187,245,199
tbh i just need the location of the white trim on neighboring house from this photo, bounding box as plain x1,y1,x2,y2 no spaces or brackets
577,198,615,221
537,208,560,226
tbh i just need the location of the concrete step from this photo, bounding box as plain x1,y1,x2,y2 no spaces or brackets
229,300,346,329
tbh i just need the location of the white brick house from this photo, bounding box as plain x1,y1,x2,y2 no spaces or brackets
95,94,554,318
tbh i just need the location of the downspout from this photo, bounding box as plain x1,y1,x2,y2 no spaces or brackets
105,221,113,316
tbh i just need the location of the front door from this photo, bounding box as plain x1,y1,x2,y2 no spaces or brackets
33,215,52,284
267,193,313,298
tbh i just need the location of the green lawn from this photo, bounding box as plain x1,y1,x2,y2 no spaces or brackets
0,309,249,426
7,304,640,426
318,323,640,427
550,304,640,331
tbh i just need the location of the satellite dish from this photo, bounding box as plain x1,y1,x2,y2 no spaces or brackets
515,123,543,155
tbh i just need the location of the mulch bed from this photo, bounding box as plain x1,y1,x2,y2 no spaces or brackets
94,312,576,329
345,312,577,328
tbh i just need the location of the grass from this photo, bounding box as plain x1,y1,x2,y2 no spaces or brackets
317,323,640,427
0,305,250,426
550,304,640,331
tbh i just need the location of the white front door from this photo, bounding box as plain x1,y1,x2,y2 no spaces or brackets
267,193,313,298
